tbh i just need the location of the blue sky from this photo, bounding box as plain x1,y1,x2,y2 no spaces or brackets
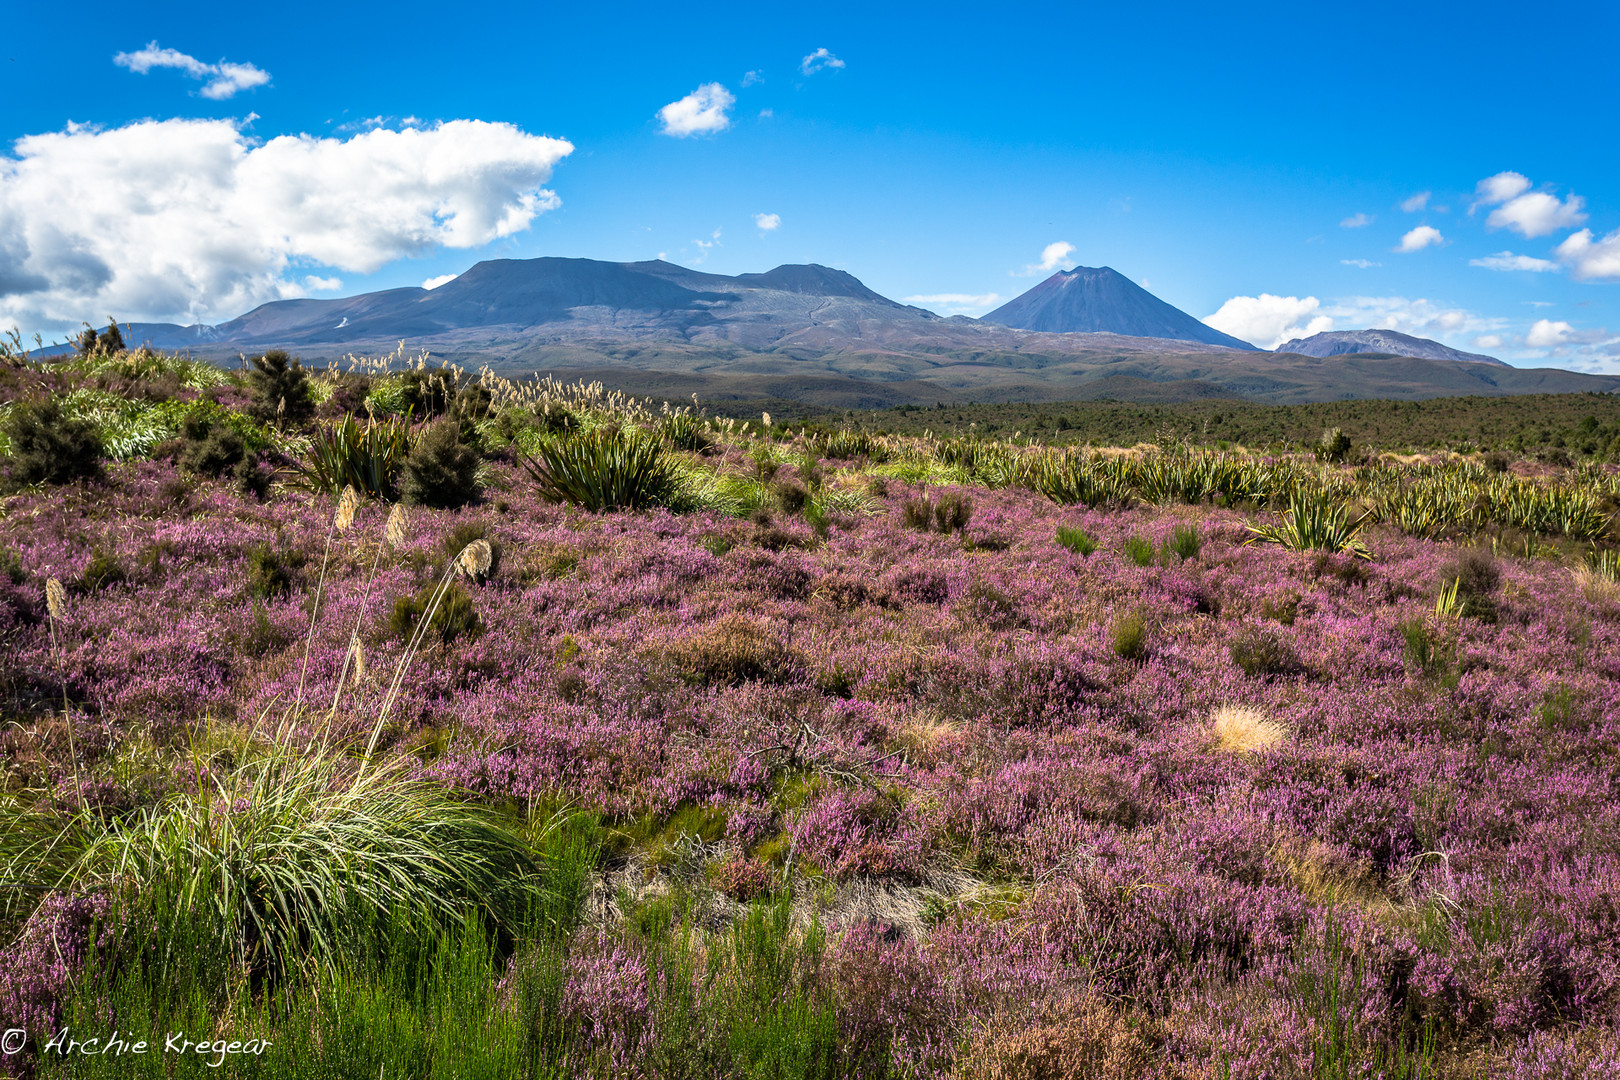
3,0,1618,370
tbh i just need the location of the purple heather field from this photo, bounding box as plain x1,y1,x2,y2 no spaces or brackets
2,420,1620,1077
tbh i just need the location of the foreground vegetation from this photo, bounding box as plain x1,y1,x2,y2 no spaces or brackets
2,337,1619,1077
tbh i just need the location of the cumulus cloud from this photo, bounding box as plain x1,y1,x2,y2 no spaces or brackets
1395,225,1444,253
0,117,572,330
1471,171,1587,238
1473,171,1531,208
657,83,734,137
1320,296,1503,343
1469,251,1559,273
1341,259,1380,268
303,275,343,291
1203,294,1333,349
902,292,1004,316
1400,191,1430,213
1340,213,1373,228
1526,319,1576,348
754,212,780,232
741,70,763,87
800,48,845,75
421,273,457,290
1554,228,1620,281
113,41,270,100
1474,335,1502,349
1016,241,1075,276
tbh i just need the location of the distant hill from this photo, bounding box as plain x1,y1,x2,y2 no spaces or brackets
99,257,1620,406
981,266,1256,350
1276,328,1507,367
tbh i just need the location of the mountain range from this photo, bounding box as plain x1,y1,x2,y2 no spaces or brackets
1275,329,1508,367
116,258,1619,406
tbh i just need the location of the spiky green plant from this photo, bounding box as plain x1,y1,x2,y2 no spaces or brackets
518,426,685,512
290,413,412,498
1247,490,1373,559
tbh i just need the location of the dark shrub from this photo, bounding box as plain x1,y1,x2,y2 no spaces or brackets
246,543,299,600
401,419,482,509
397,367,458,419
1440,546,1500,621
233,457,272,500
246,350,314,425
933,491,972,534
97,320,125,355
318,374,372,419
1483,450,1512,473
774,478,810,515
1316,426,1353,462
1230,625,1303,677
178,411,245,477
901,496,933,531
389,582,480,645
2,398,103,486
80,548,125,592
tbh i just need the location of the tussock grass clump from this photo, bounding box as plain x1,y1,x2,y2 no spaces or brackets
390,581,480,645
1161,523,1202,562
1573,550,1620,606
668,615,794,686
1056,524,1098,557
1120,534,1155,567
520,426,685,512
246,542,301,600
901,491,973,534
1110,611,1150,662
293,413,412,499
1210,704,1289,753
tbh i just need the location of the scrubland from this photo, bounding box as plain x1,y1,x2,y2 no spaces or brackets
1,340,1619,1077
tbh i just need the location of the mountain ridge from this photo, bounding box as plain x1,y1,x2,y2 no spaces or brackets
1276,328,1507,367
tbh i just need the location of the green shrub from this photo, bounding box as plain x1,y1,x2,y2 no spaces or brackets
774,478,811,515
1161,523,1202,562
1111,611,1149,662
292,414,412,499
178,410,246,477
1316,426,1354,463
519,427,684,512
1230,625,1303,677
401,419,482,509
901,496,933,531
1057,524,1098,556
1120,535,1155,567
1,397,103,486
390,581,481,645
246,349,315,425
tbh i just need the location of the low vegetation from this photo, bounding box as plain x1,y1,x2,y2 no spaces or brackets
2,340,1619,1077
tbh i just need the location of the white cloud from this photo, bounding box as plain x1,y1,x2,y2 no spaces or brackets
113,41,270,100
741,70,763,87
1016,240,1075,276
1400,191,1430,213
0,117,572,329
1204,294,1333,349
1395,225,1444,253
1469,251,1560,273
754,212,780,232
1474,335,1502,349
1554,228,1620,281
1319,295,1504,343
902,292,1004,316
1340,213,1373,228
759,108,774,119
304,275,343,291
800,48,845,75
1526,319,1575,348
657,83,734,137
1487,191,1586,238
1341,259,1380,268
688,227,722,264
421,273,457,290
1472,171,1531,209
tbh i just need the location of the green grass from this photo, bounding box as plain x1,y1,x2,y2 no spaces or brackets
1056,524,1098,556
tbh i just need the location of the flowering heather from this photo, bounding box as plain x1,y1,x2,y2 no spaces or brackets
2,369,1620,1075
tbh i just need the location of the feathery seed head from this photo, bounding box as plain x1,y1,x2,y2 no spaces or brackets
335,485,360,533
385,504,408,548
457,539,494,579
46,578,66,621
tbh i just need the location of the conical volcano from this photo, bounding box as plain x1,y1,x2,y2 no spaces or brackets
983,266,1256,350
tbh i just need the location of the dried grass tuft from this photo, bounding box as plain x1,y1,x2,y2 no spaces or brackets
1573,564,1620,607
1210,704,1288,754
